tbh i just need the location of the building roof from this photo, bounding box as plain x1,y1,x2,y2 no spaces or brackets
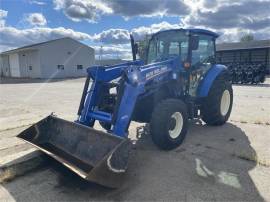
1,37,93,55
216,39,270,51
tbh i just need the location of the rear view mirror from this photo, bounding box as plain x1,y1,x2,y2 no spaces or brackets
134,43,138,55
130,34,138,61
190,35,199,50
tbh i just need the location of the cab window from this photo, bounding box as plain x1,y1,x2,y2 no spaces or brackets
169,42,179,55
192,35,215,65
157,40,165,58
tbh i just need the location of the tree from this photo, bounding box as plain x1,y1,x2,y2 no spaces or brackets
240,34,254,42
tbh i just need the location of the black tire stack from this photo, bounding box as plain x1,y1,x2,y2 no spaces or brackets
226,62,266,84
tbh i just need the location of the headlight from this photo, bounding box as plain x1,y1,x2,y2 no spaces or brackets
129,72,139,85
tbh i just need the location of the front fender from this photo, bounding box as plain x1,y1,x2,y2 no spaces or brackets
197,64,228,97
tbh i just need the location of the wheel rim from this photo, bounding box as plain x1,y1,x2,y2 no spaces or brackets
169,112,183,139
220,90,231,116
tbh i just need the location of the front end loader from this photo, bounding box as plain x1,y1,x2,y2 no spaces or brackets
18,28,233,188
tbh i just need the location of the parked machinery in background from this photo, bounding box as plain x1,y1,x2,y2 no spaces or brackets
226,62,266,84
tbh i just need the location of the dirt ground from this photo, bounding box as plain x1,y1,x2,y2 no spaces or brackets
0,77,270,201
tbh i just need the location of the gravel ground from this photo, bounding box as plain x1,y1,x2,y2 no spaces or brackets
0,77,269,201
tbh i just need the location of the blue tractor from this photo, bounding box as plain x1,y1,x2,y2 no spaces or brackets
18,29,233,188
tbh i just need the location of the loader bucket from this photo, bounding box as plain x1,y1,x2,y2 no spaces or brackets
17,115,130,188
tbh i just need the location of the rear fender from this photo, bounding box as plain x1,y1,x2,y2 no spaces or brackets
197,64,228,97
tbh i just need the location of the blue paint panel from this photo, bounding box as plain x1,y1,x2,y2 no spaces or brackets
78,78,100,125
112,83,144,137
197,64,227,97
89,111,112,123
87,60,144,82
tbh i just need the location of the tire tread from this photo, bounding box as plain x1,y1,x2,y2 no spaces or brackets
150,99,188,150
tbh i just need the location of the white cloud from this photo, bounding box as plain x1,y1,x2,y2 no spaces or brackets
53,0,112,22
0,19,5,27
92,21,182,44
216,27,270,43
105,0,189,18
0,9,7,18
90,21,183,59
2,0,270,58
29,0,46,6
182,0,270,41
93,44,131,59
132,21,181,40
92,29,130,44
0,26,91,51
52,0,270,42
25,13,47,26
53,0,189,22
0,9,8,27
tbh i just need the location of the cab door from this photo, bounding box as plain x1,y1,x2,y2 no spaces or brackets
189,35,216,97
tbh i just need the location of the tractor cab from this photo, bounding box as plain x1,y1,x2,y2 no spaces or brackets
138,29,218,97
144,29,218,68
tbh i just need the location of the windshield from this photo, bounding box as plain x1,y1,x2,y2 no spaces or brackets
147,31,189,64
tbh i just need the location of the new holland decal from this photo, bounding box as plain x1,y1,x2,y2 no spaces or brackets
145,66,169,80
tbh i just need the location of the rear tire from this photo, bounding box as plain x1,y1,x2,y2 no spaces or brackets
150,99,188,150
201,75,233,125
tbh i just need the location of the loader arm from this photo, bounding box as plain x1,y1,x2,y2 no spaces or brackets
77,60,143,125
77,58,177,137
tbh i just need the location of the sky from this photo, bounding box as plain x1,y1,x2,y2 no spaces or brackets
0,0,269,59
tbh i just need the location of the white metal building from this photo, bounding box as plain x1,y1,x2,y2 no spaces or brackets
0,37,95,78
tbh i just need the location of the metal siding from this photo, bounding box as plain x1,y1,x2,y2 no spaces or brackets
240,50,249,62
216,47,270,74
39,38,94,78
19,52,28,77
1,55,10,77
220,51,234,63
217,48,268,64
2,38,94,78
28,50,41,78
251,49,266,62
217,40,270,51
9,53,20,77
18,50,41,78
234,51,240,62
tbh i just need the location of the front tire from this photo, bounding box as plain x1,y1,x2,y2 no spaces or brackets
201,75,233,125
150,99,188,150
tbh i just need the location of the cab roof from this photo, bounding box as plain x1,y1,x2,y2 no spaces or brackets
152,28,219,38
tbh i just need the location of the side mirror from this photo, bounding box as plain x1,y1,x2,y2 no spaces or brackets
190,35,199,50
134,43,138,55
130,34,138,61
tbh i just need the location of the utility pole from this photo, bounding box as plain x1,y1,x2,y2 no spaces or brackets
99,45,103,61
